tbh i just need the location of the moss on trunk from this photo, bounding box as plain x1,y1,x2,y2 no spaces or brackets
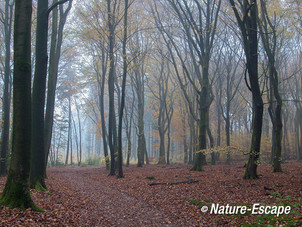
0,175,43,211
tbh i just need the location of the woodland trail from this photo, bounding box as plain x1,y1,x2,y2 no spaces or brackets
47,167,175,226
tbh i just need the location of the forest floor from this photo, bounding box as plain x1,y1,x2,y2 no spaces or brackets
0,162,301,226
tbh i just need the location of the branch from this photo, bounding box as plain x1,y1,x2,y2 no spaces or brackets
149,179,199,186
47,0,70,15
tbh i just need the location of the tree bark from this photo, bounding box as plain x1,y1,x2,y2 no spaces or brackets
0,0,41,211
30,0,49,190
117,0,129,178
229,0,264,179
107,0,117,175
0,0,13,177
44,0,72,172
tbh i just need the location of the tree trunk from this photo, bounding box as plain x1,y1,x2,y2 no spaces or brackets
158,129,166,164
0,0,41,211
229,0,263,179
0,0,13,177
65,97,71,165
30,0,49,190
117,0,129,178
107,0,116,175
75,99,82,166
44,0,72,172
99,78,109,169
137,89,147,167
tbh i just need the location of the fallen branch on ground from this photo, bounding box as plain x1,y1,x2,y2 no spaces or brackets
149,179,199,186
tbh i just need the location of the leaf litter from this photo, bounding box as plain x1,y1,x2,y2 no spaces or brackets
0,162,301,226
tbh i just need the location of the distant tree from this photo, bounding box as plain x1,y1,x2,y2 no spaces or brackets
129,29,149,167
0,0,41,210
153,0,221,170
148,48,174,164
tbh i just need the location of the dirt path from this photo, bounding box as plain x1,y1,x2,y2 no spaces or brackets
47,167,176,226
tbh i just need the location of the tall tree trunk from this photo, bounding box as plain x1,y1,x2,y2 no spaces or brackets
137,91,147,167
182,109,188,164
229,0,263,179
158,128,166,164
259,0,283,172
30,0,49,190
99,81,109,169
44,0,72,173
72,114,79,165
126,124,132,167
107,0,116,175
75,99,82,166
117,0,129,178
65,97,71,165
166,123,171,165
0,0,40,210
0,0,13,177
144,136,149,165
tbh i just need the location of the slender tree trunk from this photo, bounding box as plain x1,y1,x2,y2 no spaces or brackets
229,0,263,179
117,0,129,178
126,124,132,167
259,0,283,172
137,93,147,167
144,136,149,164
107,0,116,175
166,124,171,165
72,114,79,165
44,0,72,173
99,82,109,169
0,0,13,177
65,97,71,165
75,99,82,166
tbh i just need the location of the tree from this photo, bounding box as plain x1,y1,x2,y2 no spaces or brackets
30,0,49,190
229,0,264,179
31,0,72,189
153,0,221,170
0,0,41,210
0,0,14,176
44,0,73,175
258,0,283,172
107,0,118,175
117,0,130,178
129,26,149,167
148,47,174,164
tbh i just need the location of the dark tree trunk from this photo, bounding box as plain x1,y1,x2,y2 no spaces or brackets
0,0,40,211
117,0,129,178
259,0,283,173
99,91,109,169
107,0,117,175
30,0,49,190
158,129,166,164
136,83,147,167
44,0,72,173
229,0,264,179
0,0,13,177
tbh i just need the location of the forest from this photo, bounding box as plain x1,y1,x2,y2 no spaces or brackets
0,0,301,226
